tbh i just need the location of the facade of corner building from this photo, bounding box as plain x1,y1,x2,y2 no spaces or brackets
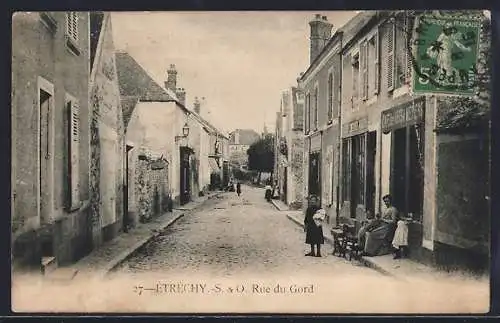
297,11,490,271
275,87,305,209
299,13,344,226
11,12,93,268
88,12,127,250
228,129,261,169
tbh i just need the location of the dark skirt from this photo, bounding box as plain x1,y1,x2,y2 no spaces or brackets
305,224,324,244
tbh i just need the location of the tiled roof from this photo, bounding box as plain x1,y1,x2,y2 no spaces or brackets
115,51,173,102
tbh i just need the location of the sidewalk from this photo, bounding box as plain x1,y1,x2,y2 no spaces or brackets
44,191,224,282
276,200,480,282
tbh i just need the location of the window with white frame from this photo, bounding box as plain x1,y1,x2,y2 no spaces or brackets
66,12,79,43
66,96,80,210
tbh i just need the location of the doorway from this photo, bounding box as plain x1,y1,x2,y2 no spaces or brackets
39,89,51,226
391,125,424,218
366,131,377,214
124,145,133,232
308,152,321,201
180,146,192,205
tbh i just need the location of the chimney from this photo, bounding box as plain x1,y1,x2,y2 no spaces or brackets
165,64,177,92
193,96,201,114
309,14,334,64
176,88,186,106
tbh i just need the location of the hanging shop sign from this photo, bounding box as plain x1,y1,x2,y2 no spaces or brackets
381,97,425,134
342,117,368,138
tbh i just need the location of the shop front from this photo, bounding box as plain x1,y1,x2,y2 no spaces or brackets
381,96,425,256
340,117,376,221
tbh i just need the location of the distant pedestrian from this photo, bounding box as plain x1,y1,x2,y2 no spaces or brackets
304,195,324,257
236,182,241,197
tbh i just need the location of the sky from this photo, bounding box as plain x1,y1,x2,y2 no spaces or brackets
111,11,357,134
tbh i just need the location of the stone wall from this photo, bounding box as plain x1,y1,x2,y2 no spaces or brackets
134,155,170,222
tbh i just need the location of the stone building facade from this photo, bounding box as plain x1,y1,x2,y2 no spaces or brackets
275,87,304,209
89,12,126,247
295,11,491,270
12,12,92,268
298,14,345,225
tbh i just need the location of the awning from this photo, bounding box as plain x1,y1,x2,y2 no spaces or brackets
209,158,220,173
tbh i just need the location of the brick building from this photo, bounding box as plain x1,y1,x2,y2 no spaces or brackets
12,12,92,268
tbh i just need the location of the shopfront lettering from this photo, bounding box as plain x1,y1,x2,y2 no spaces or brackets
342,117,368,138
382,98,425,134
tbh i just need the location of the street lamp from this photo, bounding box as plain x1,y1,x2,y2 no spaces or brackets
175,122,190,141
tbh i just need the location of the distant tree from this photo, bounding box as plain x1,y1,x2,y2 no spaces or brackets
247,134,274,184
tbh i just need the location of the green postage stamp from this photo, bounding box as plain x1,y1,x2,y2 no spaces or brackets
411,15,482,95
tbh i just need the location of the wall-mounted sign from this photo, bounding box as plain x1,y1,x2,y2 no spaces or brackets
342,117,368,138
381,97,425,134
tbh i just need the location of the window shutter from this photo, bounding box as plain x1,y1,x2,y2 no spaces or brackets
362,40,368,100
386,21,395,91
314,87,319,129
404,16,413,83
66,12,79,42
328,73,333,120
68,101,80,209
374,30,380,94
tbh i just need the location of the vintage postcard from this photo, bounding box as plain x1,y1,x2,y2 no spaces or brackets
11,10,491,314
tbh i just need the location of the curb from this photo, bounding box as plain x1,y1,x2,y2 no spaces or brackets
100,211,186,278
100,192,222,277
285,213,397,278
270,199,290,212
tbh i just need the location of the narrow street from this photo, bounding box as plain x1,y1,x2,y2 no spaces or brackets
113,185,378,278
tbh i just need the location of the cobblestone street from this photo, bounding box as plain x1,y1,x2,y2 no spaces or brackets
113,185,379,278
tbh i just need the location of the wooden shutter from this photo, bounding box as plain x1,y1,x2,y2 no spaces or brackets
374,30,380,94
314,87,319,129
68,101,80,209
404,16,413,83
328,73,333,120
361,40,368,100
386,21,395,91
66,12,79,42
